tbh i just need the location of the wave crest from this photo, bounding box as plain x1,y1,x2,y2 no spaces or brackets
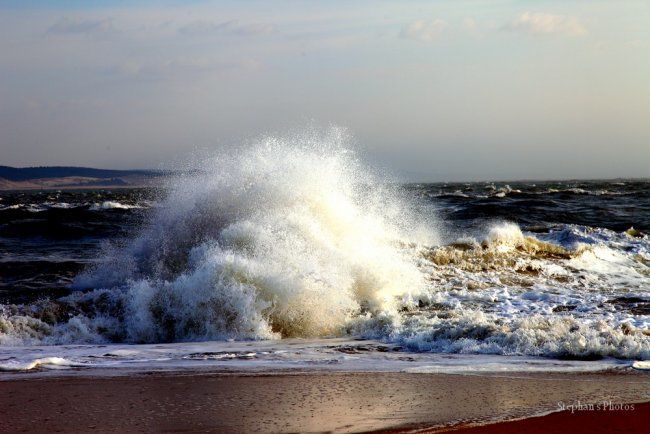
63,128,434,342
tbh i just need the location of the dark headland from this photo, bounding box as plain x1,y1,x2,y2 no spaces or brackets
0,165,164,190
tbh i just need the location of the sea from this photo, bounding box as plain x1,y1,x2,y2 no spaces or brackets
1,138,648,374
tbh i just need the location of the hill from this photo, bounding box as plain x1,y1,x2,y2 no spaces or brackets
0,166,164,190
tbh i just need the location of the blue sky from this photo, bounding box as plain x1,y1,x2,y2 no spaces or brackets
1,1,649,180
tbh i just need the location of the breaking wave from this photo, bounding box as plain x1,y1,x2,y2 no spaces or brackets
1,128,436,344
0,128,648,361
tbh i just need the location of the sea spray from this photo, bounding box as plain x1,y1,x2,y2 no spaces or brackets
65,128,437,342
1,132,649,361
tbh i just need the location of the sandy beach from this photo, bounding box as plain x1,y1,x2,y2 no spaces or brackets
0,370,647,433
2,1,649,433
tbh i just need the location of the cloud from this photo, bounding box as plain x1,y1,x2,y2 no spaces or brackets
47,17,115,36
178,20,276,37
400,19,447,42
504,12,587,37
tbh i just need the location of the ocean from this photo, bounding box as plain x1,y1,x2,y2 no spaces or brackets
0,141,648,373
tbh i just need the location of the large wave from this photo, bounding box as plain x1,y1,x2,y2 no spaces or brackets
0,128,648,361
1,128,435,344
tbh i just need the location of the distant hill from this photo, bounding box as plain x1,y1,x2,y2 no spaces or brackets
0,166,165,190
0,166,158,181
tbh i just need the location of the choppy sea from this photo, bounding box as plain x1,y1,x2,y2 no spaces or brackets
1,141,648,374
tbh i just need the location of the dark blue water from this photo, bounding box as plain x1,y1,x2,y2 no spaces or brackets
0,180,647,303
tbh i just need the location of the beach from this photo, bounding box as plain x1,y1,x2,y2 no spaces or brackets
3,1,649,432
1,370,647,433
1,171,648,433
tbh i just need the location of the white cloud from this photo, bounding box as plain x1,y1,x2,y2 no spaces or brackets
47,17,115,36
178,20,276,37
504,12,587,37
400,19,447,42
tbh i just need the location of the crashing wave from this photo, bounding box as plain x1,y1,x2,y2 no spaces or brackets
0,130,648,361
2,128,436,344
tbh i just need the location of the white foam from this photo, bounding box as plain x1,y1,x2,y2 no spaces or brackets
48,202,75,209
0,356,78,371
484,222,525,251
0,339,632,377
90,201,140,210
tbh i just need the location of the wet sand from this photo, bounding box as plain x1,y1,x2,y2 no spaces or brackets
0,371,647,433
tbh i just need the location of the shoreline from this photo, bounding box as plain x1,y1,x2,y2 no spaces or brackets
0,370,647,433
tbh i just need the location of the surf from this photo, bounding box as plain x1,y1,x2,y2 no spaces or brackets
0,128,648,363
54,127,436,343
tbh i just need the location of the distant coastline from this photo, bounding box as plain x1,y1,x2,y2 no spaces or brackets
2,165,648,191
0,166,165,190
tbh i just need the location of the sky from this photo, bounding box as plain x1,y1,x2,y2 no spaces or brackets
0,0,649,181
